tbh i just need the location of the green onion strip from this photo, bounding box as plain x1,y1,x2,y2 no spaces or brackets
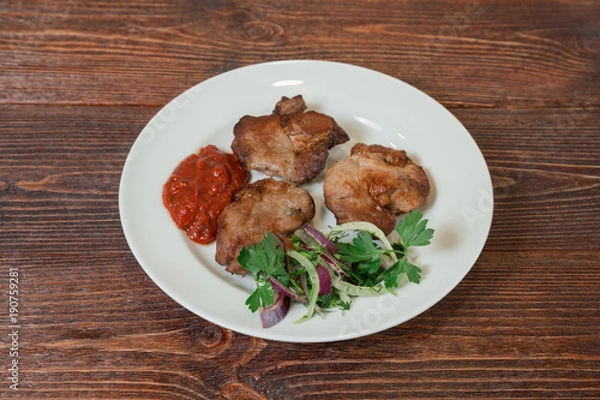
287,250,320,324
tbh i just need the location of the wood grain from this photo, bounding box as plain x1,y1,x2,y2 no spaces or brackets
1,1,598,107
0,0,599,398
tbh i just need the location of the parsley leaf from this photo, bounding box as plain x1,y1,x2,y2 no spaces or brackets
337,231,385,264
244,281,274,313
396,209,434,248
382,259,423,288
382,261,404,288
381,210,433,288
403,261,422,284
238,232,288,313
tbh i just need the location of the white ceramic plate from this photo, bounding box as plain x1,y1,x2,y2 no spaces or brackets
119,60,493,343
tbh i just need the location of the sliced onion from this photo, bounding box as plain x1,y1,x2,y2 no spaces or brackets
316,264,332,296
294,228,318,248
319,252,348,278
260,290,290,328
273,232,286,249
268,277,307,304
303,224,338,254
287,250,320,323
299,243,312,253
333,280,388,297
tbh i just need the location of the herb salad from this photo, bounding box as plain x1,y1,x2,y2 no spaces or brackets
238,209,434,328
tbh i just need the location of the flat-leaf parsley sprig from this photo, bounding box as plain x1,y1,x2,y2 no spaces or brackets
237,209,434,328
237,232,289,313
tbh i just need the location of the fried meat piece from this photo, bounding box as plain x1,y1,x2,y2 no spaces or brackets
323,143,430,235
231,95,349,183
215,178,315,275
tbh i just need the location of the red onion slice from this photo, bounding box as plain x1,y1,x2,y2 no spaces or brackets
303,224,338,254
320,252,348,278
260,290,291,328
268,277,307,304
316,264,332,296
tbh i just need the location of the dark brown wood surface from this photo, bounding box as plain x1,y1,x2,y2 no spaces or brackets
1,1,599,398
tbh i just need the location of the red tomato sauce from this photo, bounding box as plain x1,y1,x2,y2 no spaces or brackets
162,145,249,244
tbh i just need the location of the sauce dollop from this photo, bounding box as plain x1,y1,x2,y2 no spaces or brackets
162,145,249,244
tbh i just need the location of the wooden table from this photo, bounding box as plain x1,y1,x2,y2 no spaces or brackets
1,1,598,398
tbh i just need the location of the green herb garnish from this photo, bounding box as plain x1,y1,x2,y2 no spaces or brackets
237,232,288,313
238,209,434,326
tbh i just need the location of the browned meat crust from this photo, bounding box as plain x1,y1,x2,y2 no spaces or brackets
215,178,316,275
231,95,349,183
323,143,430,235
